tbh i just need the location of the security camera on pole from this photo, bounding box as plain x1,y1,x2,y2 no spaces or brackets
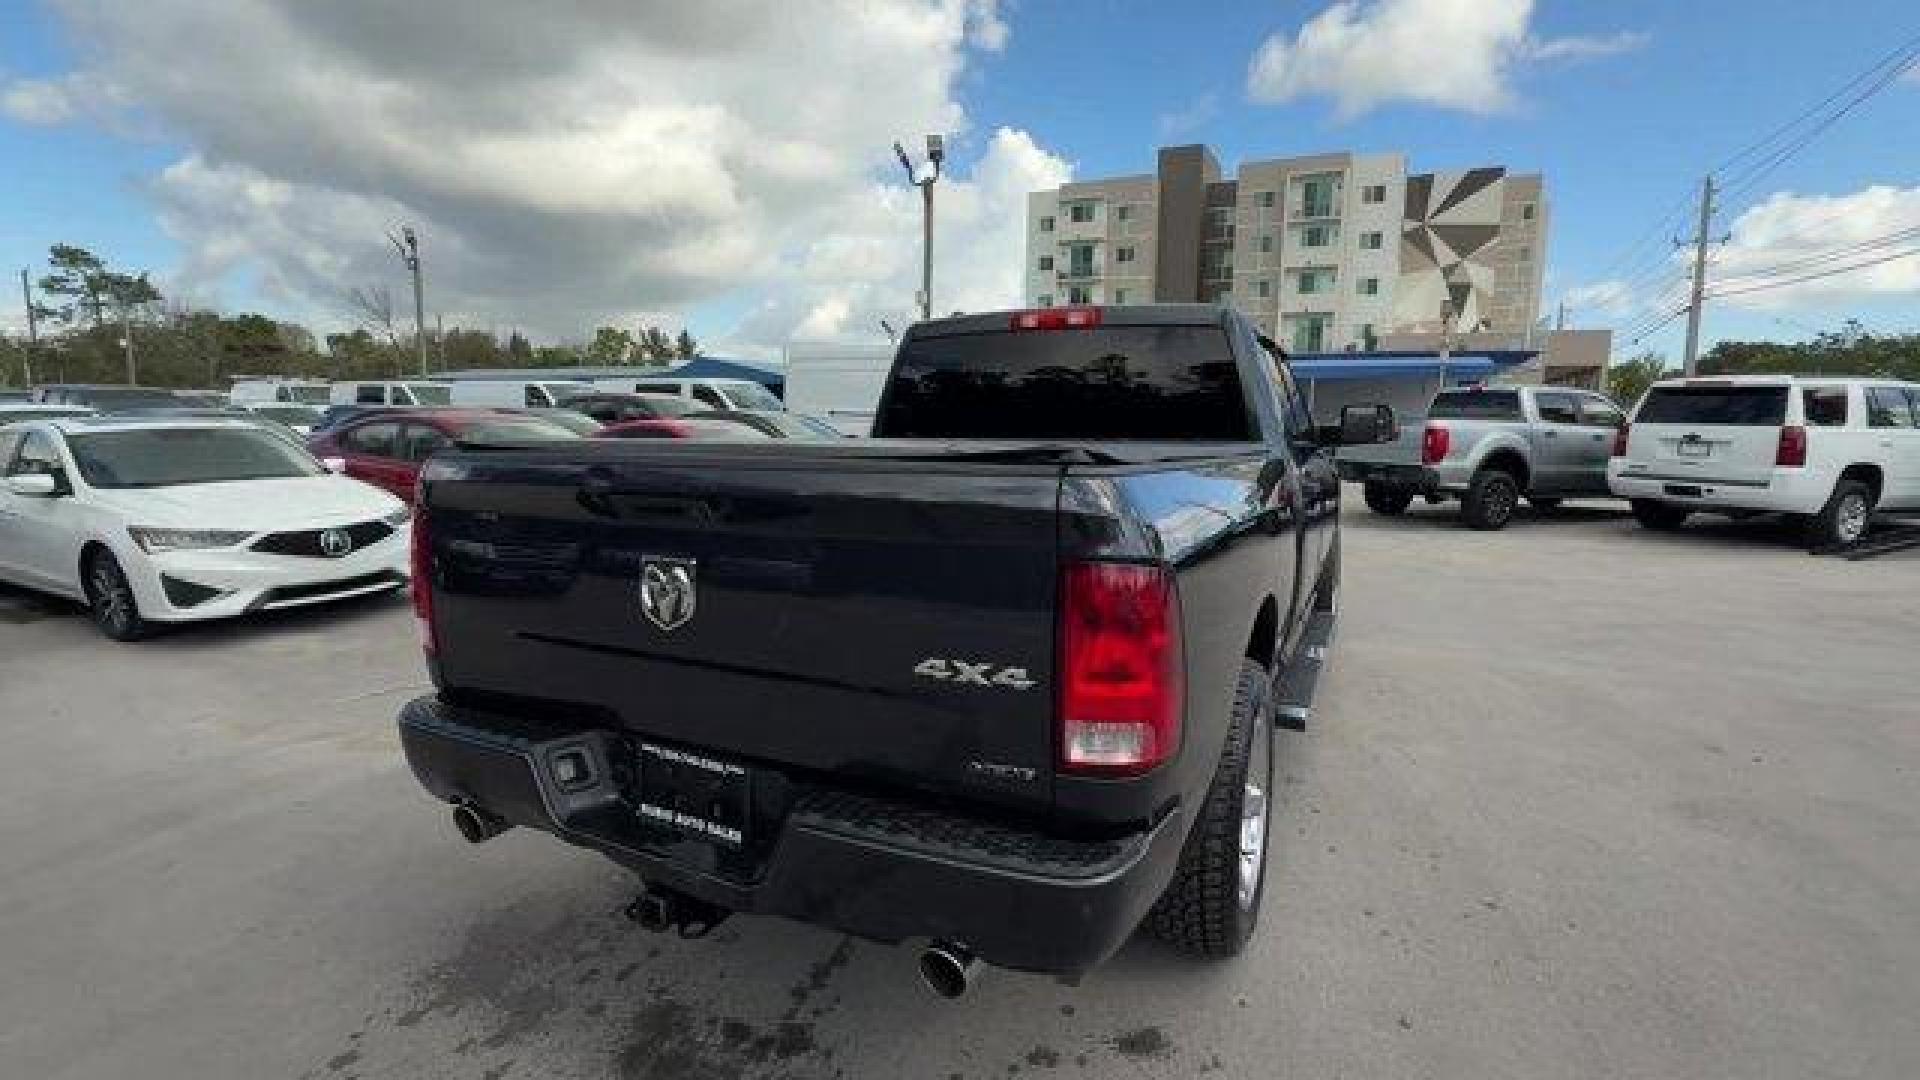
893,135,944,322
388,225,429,376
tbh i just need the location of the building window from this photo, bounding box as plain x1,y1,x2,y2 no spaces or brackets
1259,234,1274,253
1361,184,1387,204
1208,285,1231,304
1116,205,1131,221
1299,177,1336,218
1258,190,1276,208
1257,279,1272,299
1205,206,1234,240
1067,285,1091,304
1359,231,1383,250
1037,255,1053,271
1067,243,1096,278
1114,288,1129,304
1521,203,1536,221
1302,224,1331,248
1358,277,1379,295
1039,216,1054,232
1297,269,1333,295
1115,246,1135,263
1068,202,1095,223
1515,245,1530,261
1037,293,1054,307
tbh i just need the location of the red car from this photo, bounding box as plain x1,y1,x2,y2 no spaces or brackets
307,408,578,503
591,416,770,440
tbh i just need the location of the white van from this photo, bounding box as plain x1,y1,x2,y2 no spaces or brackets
782,340,896,436
590,377,783,412
448,380,593,409
1609,375,1920,549
329,380,453,406
230,378,331,406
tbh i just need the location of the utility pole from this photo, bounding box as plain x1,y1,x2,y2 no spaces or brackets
1436,298,1455,392
893,135,944,321
1682,174,1715,376
435,313,445,369
119,303,136,384
18,268,38,386
390,225,428,375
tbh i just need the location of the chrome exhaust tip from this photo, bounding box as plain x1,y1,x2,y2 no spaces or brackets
452,803,509,844
918,941,979,999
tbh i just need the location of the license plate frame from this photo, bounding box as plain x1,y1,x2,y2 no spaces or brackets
1664,484,1703,498
1676,440,1712,458
634,741,752,849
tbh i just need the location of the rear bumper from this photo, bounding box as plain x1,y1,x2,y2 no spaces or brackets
1340,461,1443,493
397,695,1187,976
1608,462,1829,514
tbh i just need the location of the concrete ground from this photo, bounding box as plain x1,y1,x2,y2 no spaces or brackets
2,499,1916,1080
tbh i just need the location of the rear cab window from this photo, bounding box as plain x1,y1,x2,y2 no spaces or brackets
875,323,1255,440
1577,396,1625,428
1802,386,1849,427
1637,385,1786,425
1534,392,1580,425
1428,389,1522,421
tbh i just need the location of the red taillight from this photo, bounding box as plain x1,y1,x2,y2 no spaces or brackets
409,504,435,654
1058,562,1182,776
1612,421,1631,457
1010,306,1102,332
1776,424,1807,468
1421,424,1450,465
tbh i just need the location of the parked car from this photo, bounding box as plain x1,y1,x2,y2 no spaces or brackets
230,378,331,405
1609,376,1920,549
329,380,453,407
396,304,1393,991
562,392,700,426
505,408,604,436
238,403,325,435
590,377,784,412
0,416,410,640
590,416,770,440
447,379,593,409
1342,384,1625,529
172,391,229,407
0,390,30,402
30,384,184,410
686,409,844,439
308,408,581,503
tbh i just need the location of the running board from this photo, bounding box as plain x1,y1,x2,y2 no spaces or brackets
1273,608,1337,731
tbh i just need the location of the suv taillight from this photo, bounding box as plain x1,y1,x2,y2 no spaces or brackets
1612,421,1631,457
409,502,435,654
1776,424,1807,468
1059,562,1182,776
1421,424,1450,465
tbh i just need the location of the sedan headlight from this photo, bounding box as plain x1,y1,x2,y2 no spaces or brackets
127,527,253,553
382,506,412,528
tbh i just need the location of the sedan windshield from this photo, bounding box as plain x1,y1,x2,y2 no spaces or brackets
67,427,325,488
721,382,783,410
458,419,583,444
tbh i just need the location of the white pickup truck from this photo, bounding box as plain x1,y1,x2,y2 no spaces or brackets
1609,376,1920,550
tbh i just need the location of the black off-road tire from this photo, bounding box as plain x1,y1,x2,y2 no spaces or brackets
1630,499,1690,531
1803,478,1874,551
1148,659,1274,958
1461,469,1520,530
84,548,151,642
1363,481,1414,516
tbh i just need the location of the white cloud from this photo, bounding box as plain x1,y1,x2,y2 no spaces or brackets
13,0,1042,347
1157,93,1220,138
1560,279,1641,319
1708,186,1920,310
1246,0,1645,117
0,71,126,125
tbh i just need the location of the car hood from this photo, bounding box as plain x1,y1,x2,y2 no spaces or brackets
86,474,404,531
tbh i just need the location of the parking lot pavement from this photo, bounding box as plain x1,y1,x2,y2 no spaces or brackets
2,499,1916,1080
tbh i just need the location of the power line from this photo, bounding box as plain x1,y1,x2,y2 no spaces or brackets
1708,32,1920,179
1710,224,1920,286
1623,305,1689,345
1705,245,1920,299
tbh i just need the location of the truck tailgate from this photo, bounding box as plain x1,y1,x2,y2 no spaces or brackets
425,449,1063,816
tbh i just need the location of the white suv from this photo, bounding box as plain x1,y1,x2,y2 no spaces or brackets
1609,376,1920,549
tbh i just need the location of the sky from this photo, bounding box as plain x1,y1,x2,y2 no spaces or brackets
0,0,1916,361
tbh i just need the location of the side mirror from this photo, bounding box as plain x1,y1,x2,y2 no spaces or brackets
319,456,347,474
1331,404,1397,446
5,472,60,497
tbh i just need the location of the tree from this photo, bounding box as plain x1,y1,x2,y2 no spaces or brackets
506,330,532,361
675,329,700,361
1701,322,1920,381
639,326,675,363
1607,351,1671,409
586,325,635,364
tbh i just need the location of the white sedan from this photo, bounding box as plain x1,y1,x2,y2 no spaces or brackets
0,416,410,640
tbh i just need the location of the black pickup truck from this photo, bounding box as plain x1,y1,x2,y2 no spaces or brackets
398,305,1390,993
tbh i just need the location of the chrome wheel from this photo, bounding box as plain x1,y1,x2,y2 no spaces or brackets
87,555,140,638
1237,719,1273,911
1836,493,1869,544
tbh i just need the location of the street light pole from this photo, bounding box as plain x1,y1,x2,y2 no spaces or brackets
18,267,37,386
894,135,944,321
120,302,136,385
390,226,428,375
1437,298,1455,392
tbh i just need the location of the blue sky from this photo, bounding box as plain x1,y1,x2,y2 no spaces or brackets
2,0,1916,359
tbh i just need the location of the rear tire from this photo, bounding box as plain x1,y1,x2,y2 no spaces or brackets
1461,469,1520,530
1804,478,1873,551
1630,499,1691,532
1363,481,1414,516
1148,659,1273,958
84,549,150,642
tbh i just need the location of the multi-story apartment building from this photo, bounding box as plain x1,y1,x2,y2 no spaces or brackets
1024,144,1549,355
